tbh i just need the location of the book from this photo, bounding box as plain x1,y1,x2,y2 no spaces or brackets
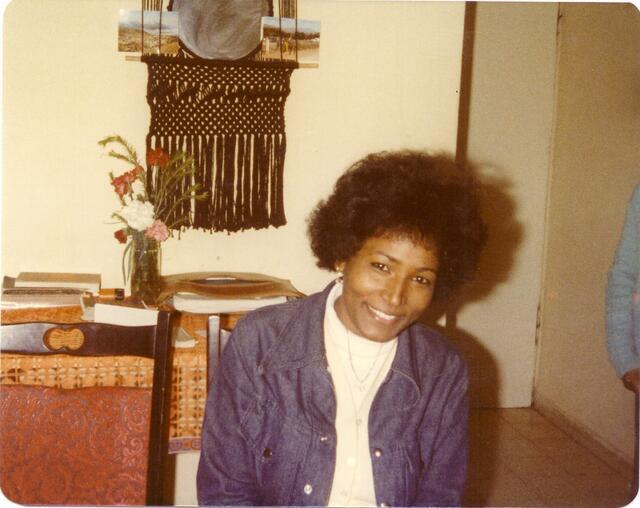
93,303,158,327
15,272,101,293
1,276,83,309
172,293,289,314
1,289,83,309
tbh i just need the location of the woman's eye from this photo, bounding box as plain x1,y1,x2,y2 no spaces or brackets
414,276,433,286
371,262,389,272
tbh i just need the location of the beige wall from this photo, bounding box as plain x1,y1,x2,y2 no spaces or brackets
450,2,559,407
2,0,465,296
536,3,640,464
3,3,466,502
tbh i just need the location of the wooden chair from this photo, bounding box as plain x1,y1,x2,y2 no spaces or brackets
0,312,172,506
206,313,241,384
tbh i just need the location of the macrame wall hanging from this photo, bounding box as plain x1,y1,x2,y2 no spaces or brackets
140,0,298,233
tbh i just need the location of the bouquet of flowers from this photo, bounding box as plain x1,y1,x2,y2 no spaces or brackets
99,135,207,302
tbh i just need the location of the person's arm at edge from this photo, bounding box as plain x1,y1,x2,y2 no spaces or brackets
606,185,640,389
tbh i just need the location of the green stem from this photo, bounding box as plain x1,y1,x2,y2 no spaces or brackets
121,240,133,284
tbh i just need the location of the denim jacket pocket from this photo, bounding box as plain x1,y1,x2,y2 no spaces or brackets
240,397,313,504
371,439,421,507
402,438,423,505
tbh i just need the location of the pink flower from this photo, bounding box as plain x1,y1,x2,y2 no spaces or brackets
145,219,170,242
114,229,128,244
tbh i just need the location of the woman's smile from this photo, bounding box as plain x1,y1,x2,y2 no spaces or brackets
366,303,400,322
335,233,439,343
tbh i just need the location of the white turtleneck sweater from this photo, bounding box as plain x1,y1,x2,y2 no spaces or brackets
323,282,398,507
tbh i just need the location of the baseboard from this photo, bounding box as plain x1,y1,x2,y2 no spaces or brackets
534,393,634,479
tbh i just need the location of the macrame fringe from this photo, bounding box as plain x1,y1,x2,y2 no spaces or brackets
146,132,286,232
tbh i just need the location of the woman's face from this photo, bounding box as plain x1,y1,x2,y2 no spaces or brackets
334,233,439,343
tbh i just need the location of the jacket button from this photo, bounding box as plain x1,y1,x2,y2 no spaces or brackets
303,483,313,495
320,435,328,443
379,503,389,507
262,448,273,459
373,448,382,458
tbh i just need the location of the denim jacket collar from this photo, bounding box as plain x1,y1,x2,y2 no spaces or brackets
259,281,420,391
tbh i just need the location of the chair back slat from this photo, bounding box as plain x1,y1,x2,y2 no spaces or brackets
1,321,159,358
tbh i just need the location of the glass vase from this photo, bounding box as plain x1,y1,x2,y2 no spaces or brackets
129,231,161,305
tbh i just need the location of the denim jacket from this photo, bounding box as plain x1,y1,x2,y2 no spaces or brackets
606,184,640,377
197,282,468,507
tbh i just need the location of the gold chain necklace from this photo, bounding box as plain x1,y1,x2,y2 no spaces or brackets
346,329,384,387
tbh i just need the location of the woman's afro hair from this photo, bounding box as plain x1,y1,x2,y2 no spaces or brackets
307,150,487,302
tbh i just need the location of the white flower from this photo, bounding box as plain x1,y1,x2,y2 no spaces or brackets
131,179,146,198
119,200,155,231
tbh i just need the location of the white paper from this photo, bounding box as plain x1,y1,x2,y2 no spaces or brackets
93,303,159,327
171,293,287,314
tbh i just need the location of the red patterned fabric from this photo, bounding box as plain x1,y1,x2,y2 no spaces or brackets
0,384,152,505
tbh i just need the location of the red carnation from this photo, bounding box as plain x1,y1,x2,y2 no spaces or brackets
147,148,170,168
114,229,128,244
112,166,145,197
111,174,129,197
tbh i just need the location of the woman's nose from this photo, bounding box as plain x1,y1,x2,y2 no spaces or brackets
384,277,407,306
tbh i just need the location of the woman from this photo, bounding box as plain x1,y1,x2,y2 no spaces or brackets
197,151,486,507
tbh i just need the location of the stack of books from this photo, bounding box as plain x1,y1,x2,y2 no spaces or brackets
1,272,101,309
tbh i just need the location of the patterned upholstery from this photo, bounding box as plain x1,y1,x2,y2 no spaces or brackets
0,384,151,505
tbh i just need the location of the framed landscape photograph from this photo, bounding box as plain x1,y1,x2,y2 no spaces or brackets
261,16,320,67
118,10,179,55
